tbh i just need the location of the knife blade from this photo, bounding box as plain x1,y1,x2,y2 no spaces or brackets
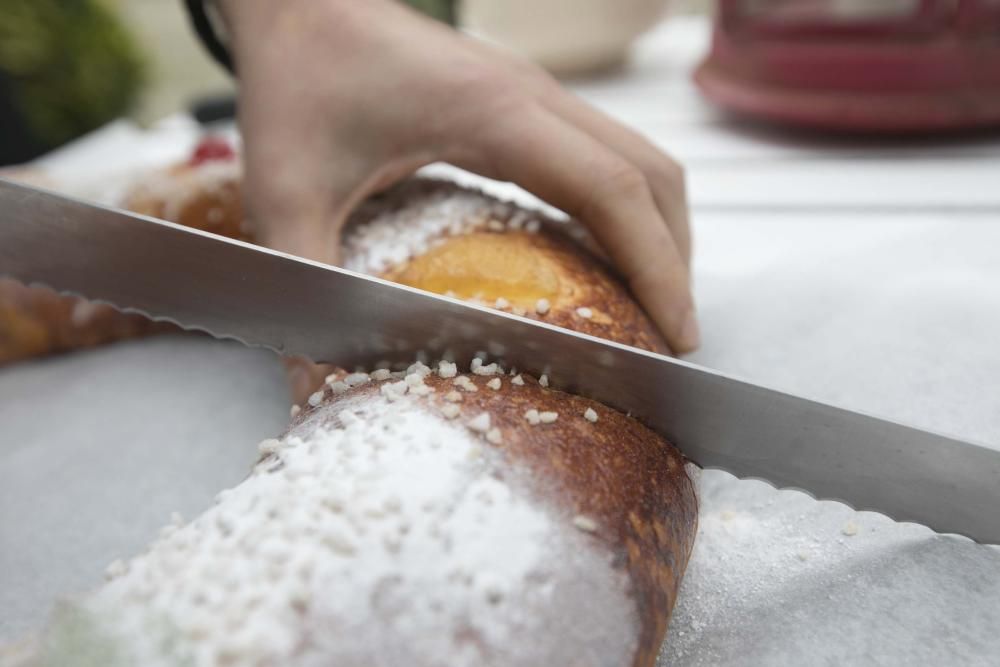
2,177,999,543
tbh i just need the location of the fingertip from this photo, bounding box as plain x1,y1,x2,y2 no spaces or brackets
672,309,701,354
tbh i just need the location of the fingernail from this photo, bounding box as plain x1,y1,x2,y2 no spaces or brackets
677,310,701,352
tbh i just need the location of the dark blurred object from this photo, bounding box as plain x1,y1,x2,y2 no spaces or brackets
0,0,144,165
404,0,457,24
189,92,236,125
695,0,1000,133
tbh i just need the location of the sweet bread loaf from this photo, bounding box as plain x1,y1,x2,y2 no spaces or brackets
3,138,698,666
0,139,665,367
17,363,695,667
0,141,242,366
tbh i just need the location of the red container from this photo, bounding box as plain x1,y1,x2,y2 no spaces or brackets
694,0,1000,132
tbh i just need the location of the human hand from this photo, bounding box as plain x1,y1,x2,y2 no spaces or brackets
218,0,699,353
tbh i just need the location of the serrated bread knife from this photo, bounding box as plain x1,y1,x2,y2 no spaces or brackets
2,177,999,543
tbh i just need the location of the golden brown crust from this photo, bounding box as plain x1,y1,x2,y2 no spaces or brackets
0,161,242,367
384,229,667,354
295,369,697,667
0,279,169,366
122,163,248,241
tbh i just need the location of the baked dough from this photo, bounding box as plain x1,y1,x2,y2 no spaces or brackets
16,365,695,667
1,138,698,667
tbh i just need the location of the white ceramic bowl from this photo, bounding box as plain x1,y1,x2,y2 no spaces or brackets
459,0,671,75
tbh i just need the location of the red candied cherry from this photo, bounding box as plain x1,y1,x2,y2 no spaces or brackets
189,137,236,165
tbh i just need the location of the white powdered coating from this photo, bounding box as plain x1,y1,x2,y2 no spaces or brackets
486,428,503,445
129,160,241,223
441,404,461,419
71,394,636,666
584,408,599,423
342,187,507,275
289,405,301,418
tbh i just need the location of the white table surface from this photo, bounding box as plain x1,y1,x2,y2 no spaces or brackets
3,15,1000,665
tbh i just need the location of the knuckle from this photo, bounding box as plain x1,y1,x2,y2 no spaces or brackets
646,155,686,195
577,159,650,228
595,160,650,204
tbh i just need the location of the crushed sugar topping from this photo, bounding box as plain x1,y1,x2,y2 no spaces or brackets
437,360,457,378
584,408,599,423
453,376,478,392
573,515,599,533
576,307,593,319
342,185,526,276
524,409,541,426
80,393,611,667
345,372,371,387
486,378,502,391
535,299,550,315
467,412,491,433
539,374,550,388
473,363,499,376
308,391,325,407
511,375,525,386
539,411,559,424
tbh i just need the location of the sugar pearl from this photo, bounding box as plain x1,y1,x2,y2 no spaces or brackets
467,413,491,433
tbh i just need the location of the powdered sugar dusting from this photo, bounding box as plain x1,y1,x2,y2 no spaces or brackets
57,388,636,666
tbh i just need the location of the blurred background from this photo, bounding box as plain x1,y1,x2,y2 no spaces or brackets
4,0,999,165
0,0,718,163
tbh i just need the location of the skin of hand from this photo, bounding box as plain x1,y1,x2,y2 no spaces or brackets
217,0,699,357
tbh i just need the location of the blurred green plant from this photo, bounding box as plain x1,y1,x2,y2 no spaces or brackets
0,0,144,157
403,0,456,24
